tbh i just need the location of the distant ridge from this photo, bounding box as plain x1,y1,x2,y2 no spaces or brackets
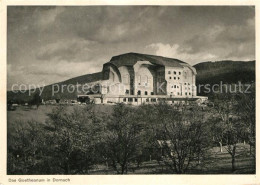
7,59,255,103
194,60,255,84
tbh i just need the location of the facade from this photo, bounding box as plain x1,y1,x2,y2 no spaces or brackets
77,53,206,105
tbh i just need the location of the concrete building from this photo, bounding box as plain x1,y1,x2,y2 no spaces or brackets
77,53,207,105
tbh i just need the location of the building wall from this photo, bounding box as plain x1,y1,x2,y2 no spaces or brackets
165,66,183,96
164,66,196,97
156,67,167,95
182,66,196,97
133,61,155,96
118,66,131,95
100,59,197,98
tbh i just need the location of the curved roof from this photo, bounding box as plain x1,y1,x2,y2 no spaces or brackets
106,52,187,68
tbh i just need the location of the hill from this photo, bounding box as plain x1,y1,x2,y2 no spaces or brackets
7,60,255,103
193,60,255,96
7,72,103,103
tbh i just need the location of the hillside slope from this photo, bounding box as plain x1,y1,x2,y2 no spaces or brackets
193,60,255,96
7,72,103,103
7,60,255,103
194,60,255,85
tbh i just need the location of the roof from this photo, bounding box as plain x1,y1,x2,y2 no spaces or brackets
106,52,187,68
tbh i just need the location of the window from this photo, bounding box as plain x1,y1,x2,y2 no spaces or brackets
169,77,172,79
110,71,115,82
123,98,126,102
174,77,176,80
185,92,187,95
177,92,179,95
184,71,187,79
131,90,134,95
145,91,148,95
174,71,176,75
144,75,148,83
124,74,130,84
171,86,173,88
184,83,186,85
125,90,129,95
146,98,149,102
174,85,176,88
128,98,133,102
168,71,171,74
189,93,191,95
178,77,180,80
137,75,141,84
179,72,181,75
151,98,156,102
151,92,154,95
137,90,141,95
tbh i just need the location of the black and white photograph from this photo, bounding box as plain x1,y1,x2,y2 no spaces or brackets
5,5,256,177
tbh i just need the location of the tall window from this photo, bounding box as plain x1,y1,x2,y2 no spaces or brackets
110,71,115,82
124,74,130,84
184,71,187,79
144,75,148,83
137,75,141,85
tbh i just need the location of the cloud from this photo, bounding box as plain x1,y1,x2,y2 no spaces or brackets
146,43,217,65
7,60,101,90
180,18,255,61
36,39,94,61
34,7,65,29
147,17,255,64
7,6,255,89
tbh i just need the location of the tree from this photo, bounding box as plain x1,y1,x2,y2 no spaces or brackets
211,93,249,172
30,92,42,109
236,83,255,157
144,103,211,174
100,104,145,174
44,105,101,174
7,121,47,174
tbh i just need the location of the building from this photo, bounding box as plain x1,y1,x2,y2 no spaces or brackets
77,52,207,105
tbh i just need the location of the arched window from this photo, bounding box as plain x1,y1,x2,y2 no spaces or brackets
137,75,141,85
144,75,148,83
124,74,130,84
110,71,115,82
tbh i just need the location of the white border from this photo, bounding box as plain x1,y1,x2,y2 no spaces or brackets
0,1,258,185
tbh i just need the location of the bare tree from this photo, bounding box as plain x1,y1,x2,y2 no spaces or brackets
211,93,250,172
145,103,211,174
101,104,145,174
45,105,101,174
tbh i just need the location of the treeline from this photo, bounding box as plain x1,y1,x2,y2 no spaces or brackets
7,92,255,174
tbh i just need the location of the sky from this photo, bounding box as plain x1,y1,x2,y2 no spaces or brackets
7,6,255,89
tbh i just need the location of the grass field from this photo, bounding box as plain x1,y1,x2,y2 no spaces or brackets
7,104,113,125
7,105,255,174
